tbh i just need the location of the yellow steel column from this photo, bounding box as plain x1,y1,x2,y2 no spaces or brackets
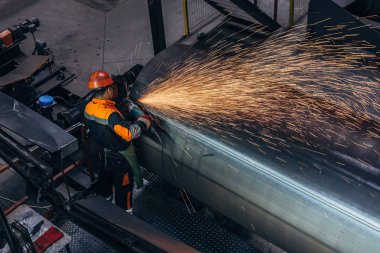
183,0,190,36
289,0,295,28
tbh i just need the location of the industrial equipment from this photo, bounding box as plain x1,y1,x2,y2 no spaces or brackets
1,1,380,252
0,17,76,106
129,1,380,253
0,17,198,253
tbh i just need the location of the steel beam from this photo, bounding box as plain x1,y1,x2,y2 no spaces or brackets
228,0,280,31
147,0,167,55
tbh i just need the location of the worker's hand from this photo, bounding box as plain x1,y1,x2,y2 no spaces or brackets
137,115,153,130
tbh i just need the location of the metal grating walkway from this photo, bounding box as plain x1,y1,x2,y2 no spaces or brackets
0,163,262,253
133,181,261,253
57,220,122,253
0,169,26,211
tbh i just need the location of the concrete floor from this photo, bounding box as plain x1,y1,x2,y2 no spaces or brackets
2,0,106,96
0,0,311,97
0,0,185,96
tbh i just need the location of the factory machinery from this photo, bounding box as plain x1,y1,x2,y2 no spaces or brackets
134,0,380,252
0,0,380,252
0,16,198,253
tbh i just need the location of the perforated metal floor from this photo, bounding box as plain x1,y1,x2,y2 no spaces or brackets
133,181,261,253
57,220,122,253
0,169,27,211
0,163,262,253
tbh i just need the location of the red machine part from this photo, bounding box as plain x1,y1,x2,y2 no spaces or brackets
33,226,64,253
0,29,13,48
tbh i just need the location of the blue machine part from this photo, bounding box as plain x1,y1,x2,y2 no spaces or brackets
38,95,54,107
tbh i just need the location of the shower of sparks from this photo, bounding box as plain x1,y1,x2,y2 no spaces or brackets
139,24,380,176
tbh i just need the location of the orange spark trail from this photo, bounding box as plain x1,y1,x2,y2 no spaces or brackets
139,25,380,170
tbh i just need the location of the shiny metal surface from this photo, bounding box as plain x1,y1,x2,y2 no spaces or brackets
132,44,380,253
0,92,78,158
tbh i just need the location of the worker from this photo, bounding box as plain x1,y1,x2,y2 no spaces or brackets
84,70,152,213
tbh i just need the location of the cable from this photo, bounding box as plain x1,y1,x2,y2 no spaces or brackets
149,127,164,192
0,195,51,209
0,206,19,253
53,96,73,108
12,221,37,253
31,32,37,55
59,159,72,204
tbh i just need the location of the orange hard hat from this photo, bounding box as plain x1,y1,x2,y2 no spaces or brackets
88,70,114,89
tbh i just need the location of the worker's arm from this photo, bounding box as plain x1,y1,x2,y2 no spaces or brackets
108,112,150,142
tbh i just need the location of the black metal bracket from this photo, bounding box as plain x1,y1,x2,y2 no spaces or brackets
204,0,280,32
229,0,280,31
0,129,52,202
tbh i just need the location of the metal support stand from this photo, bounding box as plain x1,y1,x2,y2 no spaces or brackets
274,0,278,22
289,0,295,27
147,0,167,55
229,0,280,31
183,0,190,36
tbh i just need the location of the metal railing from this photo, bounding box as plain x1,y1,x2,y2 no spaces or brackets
183,0,281,35
182,0,310,35
183,0,219,36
